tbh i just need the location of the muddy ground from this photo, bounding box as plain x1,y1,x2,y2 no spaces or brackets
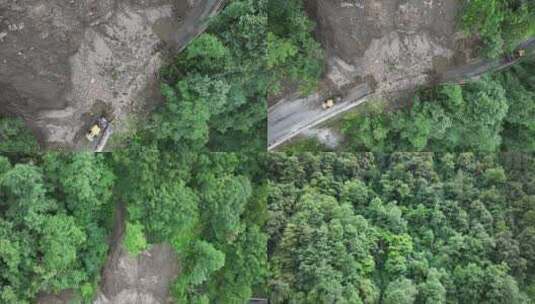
303,0,474,96
93,203,179,304
37,203,179,304
0,0,198,149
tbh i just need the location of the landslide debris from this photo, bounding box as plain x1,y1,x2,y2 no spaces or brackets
303,0,473,94
0,0,195,149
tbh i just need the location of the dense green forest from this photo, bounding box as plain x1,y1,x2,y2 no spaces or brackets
130,0,322,152
0,1,322,302
337,58,535,152
0,153,114,303
112,149,268,302
267,0,324,95
2,1,534,304
147,0,269,151
0,117,39,153
0,151,268,303
267,153,535,303
460,0,534,58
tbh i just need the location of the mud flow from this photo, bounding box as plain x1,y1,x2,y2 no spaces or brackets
0,0,201,150
36,203,179,304
303,0,472,94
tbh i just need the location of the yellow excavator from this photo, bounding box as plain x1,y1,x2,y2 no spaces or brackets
85,117,109,142
322,99,335,110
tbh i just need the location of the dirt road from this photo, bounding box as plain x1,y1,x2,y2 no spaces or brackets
268,38,535,151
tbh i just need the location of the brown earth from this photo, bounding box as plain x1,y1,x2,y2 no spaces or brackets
37,203,180,304
268,0,482,149
0,0,197,150
94,202,180,304
303,0,475,96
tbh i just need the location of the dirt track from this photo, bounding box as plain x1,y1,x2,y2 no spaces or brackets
0,0,223,150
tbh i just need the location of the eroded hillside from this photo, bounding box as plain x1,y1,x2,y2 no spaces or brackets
0,0,214,149
303,0,473,94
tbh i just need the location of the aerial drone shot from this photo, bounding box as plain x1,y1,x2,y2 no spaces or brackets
1,0,534,304
270,0,535,153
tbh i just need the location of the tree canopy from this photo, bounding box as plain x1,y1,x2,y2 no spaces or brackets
339,58,535,152
267,153,535,303
0,153,114,303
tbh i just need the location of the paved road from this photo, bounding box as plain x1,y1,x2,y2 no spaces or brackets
267,38,535,151
441,38,535,83
268,83,371,150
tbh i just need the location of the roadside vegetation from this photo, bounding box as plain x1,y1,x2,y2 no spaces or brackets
0,1,323,302
129,0,322,152
0,117,39,153
268,153,535,303
280,136,333,153
460,0,535,58
338,58,535,152
267,0,324,95
113,150,268,303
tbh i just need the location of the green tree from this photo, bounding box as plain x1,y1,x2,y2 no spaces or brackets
0,117,39,153
383,278,417,304
123,222,148,256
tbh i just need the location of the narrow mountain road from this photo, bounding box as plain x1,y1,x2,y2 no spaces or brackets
170,0,226,53
268,38,535,151
440,38,535,83
268,83,371,150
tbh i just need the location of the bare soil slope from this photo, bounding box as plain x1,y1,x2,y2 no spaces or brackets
304,0,470,94
93,203,179,304
0,0,196,149
37,203,179,304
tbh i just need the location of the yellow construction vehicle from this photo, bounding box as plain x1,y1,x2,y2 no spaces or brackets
322,98,335,110
506,48,526,63
322,96,342,110
86,124,101,142
85,117,109,142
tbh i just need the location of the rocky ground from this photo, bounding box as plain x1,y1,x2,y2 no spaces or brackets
0,0,199,149
93,244,179,304
303,0,472,94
